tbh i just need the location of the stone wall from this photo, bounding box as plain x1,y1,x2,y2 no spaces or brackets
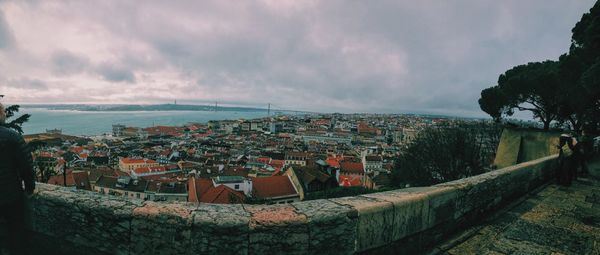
494,128,561,169
0,155,558,255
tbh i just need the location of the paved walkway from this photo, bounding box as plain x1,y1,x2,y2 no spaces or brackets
444,159,600,255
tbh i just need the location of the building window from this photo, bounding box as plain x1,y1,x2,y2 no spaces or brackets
136,193,140,199
234,184,240,189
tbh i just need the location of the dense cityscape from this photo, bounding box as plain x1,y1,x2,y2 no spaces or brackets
28,112,496,205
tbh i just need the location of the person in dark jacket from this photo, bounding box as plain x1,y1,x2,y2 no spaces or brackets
575,130,591,176
557,134,575,186
0,103,35,255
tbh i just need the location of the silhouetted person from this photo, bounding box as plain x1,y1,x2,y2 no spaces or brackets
0,103,35,255
557,134,575,186
575,130,591,176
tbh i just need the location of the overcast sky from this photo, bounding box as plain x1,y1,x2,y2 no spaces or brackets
0,0,595,116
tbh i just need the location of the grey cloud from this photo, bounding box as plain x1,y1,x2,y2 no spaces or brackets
51,50,137,83
95,63,136,83
5,77,47,90
0,9,15,49
50,49,139,87
0,0,596,114
50,50,90,75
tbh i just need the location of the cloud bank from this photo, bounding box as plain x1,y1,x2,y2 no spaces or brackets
0,0,595,116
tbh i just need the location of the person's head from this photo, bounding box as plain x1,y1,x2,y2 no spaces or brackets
559,134,572,147
0,103,5,124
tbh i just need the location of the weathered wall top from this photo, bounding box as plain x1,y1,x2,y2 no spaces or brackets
1,155,558,255
494,128,561,168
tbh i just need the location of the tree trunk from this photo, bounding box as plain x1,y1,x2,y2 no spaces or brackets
568,118,581,135
543,121,550,130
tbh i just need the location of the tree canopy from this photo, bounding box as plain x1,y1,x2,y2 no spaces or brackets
0,95,30,134
479,1,600,133
480,61,560,129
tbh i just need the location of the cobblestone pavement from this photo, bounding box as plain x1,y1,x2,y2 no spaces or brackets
446,159,600,255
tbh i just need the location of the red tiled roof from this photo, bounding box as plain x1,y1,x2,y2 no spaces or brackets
325,158,341,168
278,133,291,139
114,170,131,177
221,167,249,178
201,185,245,204
120,158,157,164
47,171,91,190
252,176,297,199
193,133,211,138
269,160,285,168
159,150,171,156
271,168,282,176
188,177,213,203
339,175,362,187
143,126,186,136
39,152,53,158
312,119,330,125
92,152,107,157
188,177,245,204
256,157,272,164
133,166,167,174
70,147,84,154
340,162,364,174
86,167,117,182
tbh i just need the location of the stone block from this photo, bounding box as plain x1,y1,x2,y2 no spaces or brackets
130,201,194,255
245,204,309,255
361,189,430,242
526,156,558,190
438,173,506,219
293,199,357,255
31,184,136,255
422,186,459,227
494,164,534,202
329,195,394,252
191,203,251,255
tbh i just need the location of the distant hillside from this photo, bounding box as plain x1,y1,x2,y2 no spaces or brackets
22,104,270,112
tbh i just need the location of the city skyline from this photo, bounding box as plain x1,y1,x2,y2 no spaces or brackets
0,0,595,116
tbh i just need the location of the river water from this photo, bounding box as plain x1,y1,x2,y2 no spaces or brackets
19,107,273,136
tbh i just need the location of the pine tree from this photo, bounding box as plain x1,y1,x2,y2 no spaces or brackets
0,95,31,134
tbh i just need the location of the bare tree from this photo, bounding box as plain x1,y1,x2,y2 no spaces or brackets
392,121,501,187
